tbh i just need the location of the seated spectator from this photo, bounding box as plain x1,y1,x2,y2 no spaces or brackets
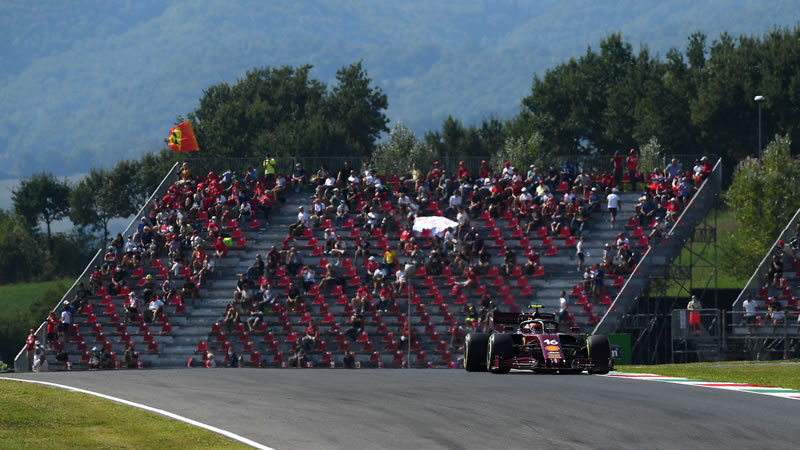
247,255,265,281
765,255,783,288
287,344,307,368
377,284,395,313
148,297,164,323
301,320,319,351
109,265,127,296
288,206,309,237
286,247,303,277
342,350,356,368
766,297,784,333
124,346,137,369
649,216,666,240
318,264,344,292
346,313,364,341
213,236,228,262
182,277,198,306
286,282,302,313
222,303,239,333
354,238,372,268
205,352,216,368
226,347,241,368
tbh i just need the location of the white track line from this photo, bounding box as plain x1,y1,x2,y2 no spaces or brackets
0,377,274,450
602,372,800,401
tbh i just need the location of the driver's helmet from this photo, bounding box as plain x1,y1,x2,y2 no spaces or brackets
531,322,543,334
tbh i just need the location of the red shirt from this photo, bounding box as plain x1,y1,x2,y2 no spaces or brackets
46,317,59,333
627,155,638,171
613,155,624,170
479,165,492,179
214,240,227,253
26,333,37,350
457,167,469,179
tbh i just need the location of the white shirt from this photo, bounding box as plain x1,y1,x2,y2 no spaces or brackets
61,310,72,325
743,299,757,316
457,211,469,225
128,297,139,309
297,211,309,227
607,193,621,209
558,296,567,313
149,299,164,311
449,195,462,208
576,240,584,255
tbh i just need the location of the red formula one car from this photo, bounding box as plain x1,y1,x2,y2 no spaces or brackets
464,307,612,374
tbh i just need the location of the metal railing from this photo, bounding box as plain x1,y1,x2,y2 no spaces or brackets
184,153,714,181
730,206,800,321
13,162,181,372
593,158,723,336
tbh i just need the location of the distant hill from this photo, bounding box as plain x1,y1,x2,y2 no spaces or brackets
0,0,797,179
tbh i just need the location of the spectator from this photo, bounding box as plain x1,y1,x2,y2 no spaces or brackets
59,306,72,343
765,255,783,288
576,236,586,272
287,344,307,368
664,158,682,179
607,187,622,228
301,320,319,351
226,347,241,368
32,345,48,372
124,346,138,369
182,277,198,306
25,328,38,371
45,311,59,351
687,295,702,336
611,151,624,188
148,296,164,323
205,352,216,368
342,350,356,368
262,153,276,186
627,148,638,191
742,295,757,334
124,292,140,323
288,206,309,237
766,297,784,333
88,346,103,370
346,313,364,341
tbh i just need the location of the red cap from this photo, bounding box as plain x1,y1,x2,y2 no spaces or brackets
459,161,464,165
630,148,636,153
434,161,440,165
481,160,486,164
504,162,510,167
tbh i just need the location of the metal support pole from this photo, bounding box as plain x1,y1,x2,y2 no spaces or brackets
758,103,763,159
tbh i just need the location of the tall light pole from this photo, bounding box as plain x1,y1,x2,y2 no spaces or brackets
754,95,765,159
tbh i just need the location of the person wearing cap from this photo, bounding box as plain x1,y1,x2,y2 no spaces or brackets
457,161,469,181
479,160,492,182
291,162,307,192
607,187,622,228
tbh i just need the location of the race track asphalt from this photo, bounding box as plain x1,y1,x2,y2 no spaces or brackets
8,369,799,449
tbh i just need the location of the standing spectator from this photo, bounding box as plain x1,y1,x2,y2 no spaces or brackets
32,345,48,372
611,151,624,188
576,236,587,272
742,295,758,334
45,311,59,351
687,295,702,336
664,158,682,180
607,188,622,229
262,153,276,186
626,148,639,191
59,306,72,343
125,292,140,323
25,328,38,371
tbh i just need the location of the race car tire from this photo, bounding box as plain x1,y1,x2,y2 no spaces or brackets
464,333,490,372
487,333,513,374
586,335,611,374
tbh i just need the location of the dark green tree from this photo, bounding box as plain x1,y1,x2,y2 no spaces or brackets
11,172,71,252
69,167,138,243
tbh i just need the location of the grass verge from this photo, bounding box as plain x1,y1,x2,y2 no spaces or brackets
617,361,800,391
0,279,71,321
0,379,248,449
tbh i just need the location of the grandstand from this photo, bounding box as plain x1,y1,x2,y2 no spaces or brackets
15,155,719,370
